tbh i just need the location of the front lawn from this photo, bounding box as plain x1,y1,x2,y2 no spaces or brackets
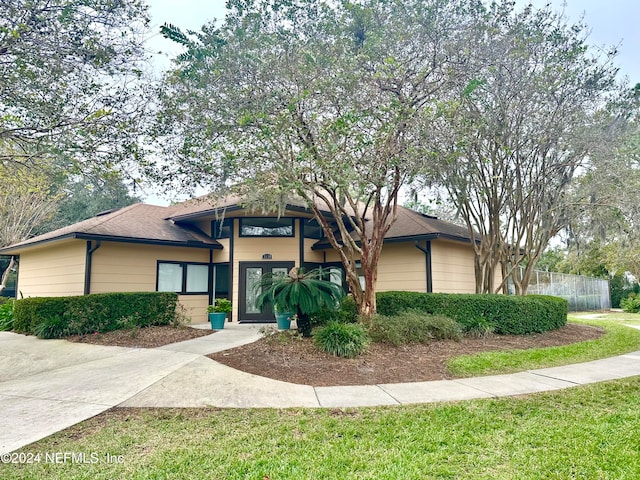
3,377,640,479
447,318,640,377
572,311,640,325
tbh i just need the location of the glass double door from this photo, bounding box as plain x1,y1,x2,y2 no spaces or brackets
238,262,295,322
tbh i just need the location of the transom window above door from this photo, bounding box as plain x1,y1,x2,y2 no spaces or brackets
239,218,294,237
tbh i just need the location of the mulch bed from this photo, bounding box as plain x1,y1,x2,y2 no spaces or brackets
65,325,213,348
63,322,604,386
208,323,604,386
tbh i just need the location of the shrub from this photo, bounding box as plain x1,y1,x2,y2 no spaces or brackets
610,273,640,309
312,299,359,326
0,299,14,331
338,295,359,323
13,297,68,334
314,321,370,358
375,291,566,335
368,310,462,346
337,291,566,335
464,316,495,337
621,293,640,313
33,315,69,339
14,292,179,337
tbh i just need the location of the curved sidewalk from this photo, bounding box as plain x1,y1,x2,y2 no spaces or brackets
2,323,640,453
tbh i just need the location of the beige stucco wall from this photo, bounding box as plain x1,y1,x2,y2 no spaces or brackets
216,238,231,262
376,243,427,292
90,242,214,323
323,249,342,263
431,239,477,293
303,238,324,263
176,295,210,324
230,219,302,322
17,240,86,297
266,238,479,295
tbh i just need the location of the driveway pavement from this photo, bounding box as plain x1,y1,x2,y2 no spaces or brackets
2,322,640,454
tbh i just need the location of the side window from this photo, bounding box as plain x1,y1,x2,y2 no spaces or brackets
157,263,183,292
303,218,324,239
157,261,209,294
212,218,232,239
186,264,209,293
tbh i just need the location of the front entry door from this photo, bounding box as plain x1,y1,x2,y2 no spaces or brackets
239,262,295,322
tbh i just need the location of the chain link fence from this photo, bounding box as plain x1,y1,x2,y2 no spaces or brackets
516,268,611,311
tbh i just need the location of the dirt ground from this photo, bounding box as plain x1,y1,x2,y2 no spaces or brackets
209,323,604,386
65,322,603,386
65,325,213,348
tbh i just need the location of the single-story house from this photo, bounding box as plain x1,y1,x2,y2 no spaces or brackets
0,195,481,323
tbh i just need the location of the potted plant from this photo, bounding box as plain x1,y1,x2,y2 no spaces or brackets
274,307,294,331
255,267,343,337
207,298,232,330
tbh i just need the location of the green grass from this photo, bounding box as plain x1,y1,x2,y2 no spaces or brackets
2,377,640,479
571,311,640,325
447,318,640,377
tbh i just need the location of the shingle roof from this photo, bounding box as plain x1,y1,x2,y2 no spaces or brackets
0,203,221,254
0,196,471,254
164,194,247,220
311,205,472,249
385,206,472,242
166,193,333,221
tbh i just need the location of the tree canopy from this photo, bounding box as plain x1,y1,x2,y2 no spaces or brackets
152,0,626,312
36,173,140,235
152,0,483,316
0,0,150,175
428,2,621,294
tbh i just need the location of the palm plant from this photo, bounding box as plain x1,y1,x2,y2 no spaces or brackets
254,267,344,337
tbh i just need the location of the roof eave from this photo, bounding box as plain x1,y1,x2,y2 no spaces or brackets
75,233,223,249
310,232,475,250
169,202,336,222
0,232,222,255
383,233,476,244
0,233,80,255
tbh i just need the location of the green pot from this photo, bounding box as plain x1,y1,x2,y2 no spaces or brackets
208,312,226,330
275,312,292,330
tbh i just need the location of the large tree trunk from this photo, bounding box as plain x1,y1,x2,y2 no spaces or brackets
309,183,399,322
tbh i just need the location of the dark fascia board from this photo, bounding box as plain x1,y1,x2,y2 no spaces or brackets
75,233,223,249
169,202,336,223
0,232,222,255
383,233,476,245
168,204,246,222
310,232,476,250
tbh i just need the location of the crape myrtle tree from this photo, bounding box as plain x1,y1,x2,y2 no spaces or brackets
429,2,620,294
152,0,484,318
0,0,150,175
0,161,59,293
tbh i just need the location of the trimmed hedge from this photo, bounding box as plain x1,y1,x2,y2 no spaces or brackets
341,291,567,335
13,292,179,338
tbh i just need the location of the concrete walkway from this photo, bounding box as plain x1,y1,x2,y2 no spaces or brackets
2,323,640,454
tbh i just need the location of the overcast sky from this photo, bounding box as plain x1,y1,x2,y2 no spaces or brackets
146,0,639,83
